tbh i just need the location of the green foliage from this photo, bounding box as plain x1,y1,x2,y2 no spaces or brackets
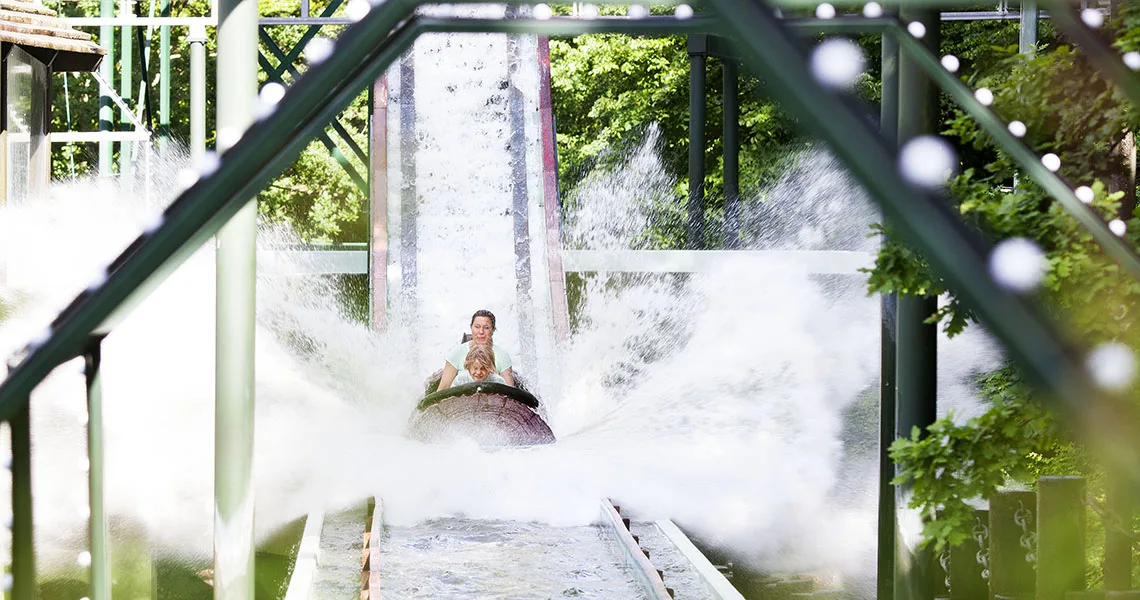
45,0,368,243
874,23,1140,554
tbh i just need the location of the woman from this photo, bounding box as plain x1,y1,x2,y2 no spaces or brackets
437,309,515,390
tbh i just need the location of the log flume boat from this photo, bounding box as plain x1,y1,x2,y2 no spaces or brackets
406,375,556,447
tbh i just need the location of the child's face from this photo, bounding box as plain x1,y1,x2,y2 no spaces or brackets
469,362,492,381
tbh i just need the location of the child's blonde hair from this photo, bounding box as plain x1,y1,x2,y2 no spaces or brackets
464,343,496,372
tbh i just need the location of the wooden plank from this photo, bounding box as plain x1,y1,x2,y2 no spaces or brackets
599,499,671,600
655,520,746,600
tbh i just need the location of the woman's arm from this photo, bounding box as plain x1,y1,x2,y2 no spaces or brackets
500,367,515,386
438,363,459,391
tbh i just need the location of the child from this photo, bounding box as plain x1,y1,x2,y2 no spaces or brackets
452,343,508,386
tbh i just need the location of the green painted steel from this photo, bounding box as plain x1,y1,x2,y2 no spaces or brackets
895,9,940,600
1018,0,1036,55
11,402,33,600
190,25,206,160
98,0,114,175
889,24,1140,283
160,0,171,147
215,0,259,592
723,57,740,249
85,340,111,600
1036,477,1086,600
121,11,134,180
947,510,989,600
706,0,1140,484
989,491,1036,600
688,50,706,249
877,21,899,600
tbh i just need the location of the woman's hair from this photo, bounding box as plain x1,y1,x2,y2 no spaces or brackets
470,309,496,330
464,343,496,372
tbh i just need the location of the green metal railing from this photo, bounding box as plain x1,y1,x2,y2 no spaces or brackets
3,1,1140,598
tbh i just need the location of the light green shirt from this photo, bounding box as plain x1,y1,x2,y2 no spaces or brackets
452,371,508,386
446,342,513,374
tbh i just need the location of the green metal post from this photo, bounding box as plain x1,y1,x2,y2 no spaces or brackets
1036,477,1085,600
190,25,207,161
120,0,134,182
948,510,989,600
10,401,33,600
989,491,1036,600
723,56,739,249
85,340,110,600
159,0,171,151
896,6,940,600
98,0,115,176
687,47,706,250
878,22,899,600
215,0,257,591
1019,0,1037,55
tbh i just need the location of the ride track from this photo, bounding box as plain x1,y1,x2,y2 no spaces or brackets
4,0,1140,597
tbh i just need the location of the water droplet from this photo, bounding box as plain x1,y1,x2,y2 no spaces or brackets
87,268,108,293
907,21,926,38
259,82,286,110
305,37,335,64
1087,343,1136,391
1041,153,1061,172
1081,8,1104,28
198,151,221,177
1125,51,1140,71
177,167,199,191
1075,186,1095,204
626,4,647,18
1008,120,1027,138
217,127,242,152
3,574,13,590
77,550,92,568
141,211,164,235
898,136,957,188
810,38,866,91
974,87,994,106
862,2,882,18
29,327,52,350
674,4,693,19
346,0,369,21
815,3,836,19
1110,218,1127,236
533,3,552,19
940,55,960,73
579,3,598,18
989,237,1047,292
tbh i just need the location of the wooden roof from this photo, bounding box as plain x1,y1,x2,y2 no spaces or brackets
0,0,104,72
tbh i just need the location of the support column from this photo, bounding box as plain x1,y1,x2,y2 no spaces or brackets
98,0,115,176
85,339,110,600
369,75,388,333
1036,477,1086,600
214,0,257,592
189,25,206,161
723,57,740,249
1019,0,1038,56
119,0,134,184
10,401,33,600
687,47,706,250
159,0,171,151
877,22,899,600
896,5,940,600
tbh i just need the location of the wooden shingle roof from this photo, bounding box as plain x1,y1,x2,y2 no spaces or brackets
0,0,103,72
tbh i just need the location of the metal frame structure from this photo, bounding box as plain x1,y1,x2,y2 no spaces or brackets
2,2,1140,600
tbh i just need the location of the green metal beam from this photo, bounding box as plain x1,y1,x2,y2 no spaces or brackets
887,24,1140,281
84,339,110,600
1041,0,1140,110
11,402,34,600
704,0,1140,482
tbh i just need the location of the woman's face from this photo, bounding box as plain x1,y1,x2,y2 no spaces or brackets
469,361,492,381
471,316,494,344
